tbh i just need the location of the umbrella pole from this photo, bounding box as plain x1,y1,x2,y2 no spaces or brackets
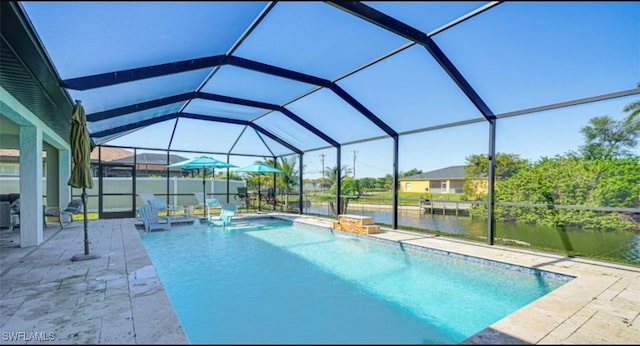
71,188,100,261
203,169,207,219
258,179,261,211
82,188,89,254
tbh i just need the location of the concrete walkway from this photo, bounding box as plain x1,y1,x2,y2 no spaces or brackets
1,214,639,344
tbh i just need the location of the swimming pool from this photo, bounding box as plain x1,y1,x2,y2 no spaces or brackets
140,218,572,344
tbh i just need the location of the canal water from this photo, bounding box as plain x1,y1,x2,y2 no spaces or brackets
304,204,640,264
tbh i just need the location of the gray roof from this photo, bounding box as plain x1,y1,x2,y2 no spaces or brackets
111,153,188,165
401,165,466,180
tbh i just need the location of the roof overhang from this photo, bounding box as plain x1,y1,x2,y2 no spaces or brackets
0,2,73,145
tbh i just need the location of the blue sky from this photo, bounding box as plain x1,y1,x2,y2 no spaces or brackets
21,1,640,178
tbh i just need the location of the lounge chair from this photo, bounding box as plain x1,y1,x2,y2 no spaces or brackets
233,187,248,208
44,199,83,228
208,203,237,227
193,192,220,215
138,204,171,232
264,187,276,204
138,192,155,206
138,192,181,217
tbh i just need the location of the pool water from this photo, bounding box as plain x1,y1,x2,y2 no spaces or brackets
141,218,571,344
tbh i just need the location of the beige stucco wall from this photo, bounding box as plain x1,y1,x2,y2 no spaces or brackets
399,178,485,194
400,180,430,193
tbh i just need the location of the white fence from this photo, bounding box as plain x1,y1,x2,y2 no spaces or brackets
0,177,246,212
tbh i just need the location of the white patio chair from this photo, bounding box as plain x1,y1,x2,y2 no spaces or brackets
208,203,237,227
44,199,83,228
193,192,220,215
138,192,182,218
138,192,155,206
138,204,171,232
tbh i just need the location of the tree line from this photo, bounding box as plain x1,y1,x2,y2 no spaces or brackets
464,97,639,231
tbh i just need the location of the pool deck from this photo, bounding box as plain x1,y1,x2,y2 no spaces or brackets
1,213,638,344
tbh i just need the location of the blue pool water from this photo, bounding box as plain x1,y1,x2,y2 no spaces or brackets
140,218,571,344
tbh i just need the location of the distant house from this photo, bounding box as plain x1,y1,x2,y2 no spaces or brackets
90,147,133,163
399,165,467,194
108,153,189,177
0,147,192,178
0,147,133,177
0,149,22,176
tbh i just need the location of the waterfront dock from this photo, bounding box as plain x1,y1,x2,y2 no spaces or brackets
419,199,478,216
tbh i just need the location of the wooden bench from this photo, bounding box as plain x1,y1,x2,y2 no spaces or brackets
332,214,380,235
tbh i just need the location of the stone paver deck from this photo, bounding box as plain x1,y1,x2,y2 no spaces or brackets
0,218,188,344
1,214,638,344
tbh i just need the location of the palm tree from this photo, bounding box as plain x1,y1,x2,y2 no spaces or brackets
624,101,640,121
324,165,361,215
264,156,298,207
325,165,352,189
215,170,242,180
622,82,640,121
240,160,263,196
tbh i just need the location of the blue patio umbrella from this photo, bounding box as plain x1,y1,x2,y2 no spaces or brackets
234,163,283,211
167,156,236,217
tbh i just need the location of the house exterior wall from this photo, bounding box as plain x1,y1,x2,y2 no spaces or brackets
399,178,484,194
450,180,465,193
401,180,430,193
